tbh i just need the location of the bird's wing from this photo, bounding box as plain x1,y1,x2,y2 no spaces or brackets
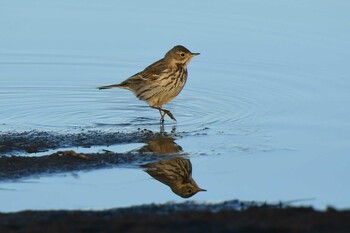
131,58,168,80
116,58,168,90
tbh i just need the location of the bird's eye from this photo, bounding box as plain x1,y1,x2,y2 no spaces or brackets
180,53,185,57
187,189,192,194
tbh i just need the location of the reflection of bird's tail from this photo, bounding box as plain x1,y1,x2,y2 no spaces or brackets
97,83,124,90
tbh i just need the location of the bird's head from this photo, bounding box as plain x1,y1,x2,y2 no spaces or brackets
165,45,200,66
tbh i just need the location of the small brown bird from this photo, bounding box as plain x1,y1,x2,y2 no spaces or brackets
140,157,206,198
97,45,199,122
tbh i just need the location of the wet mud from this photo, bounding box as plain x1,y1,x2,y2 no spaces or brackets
1,129,350,232
0,129,182,154
0,129,183,181
1,201,350,233
0,128,209,201
0,150,160,181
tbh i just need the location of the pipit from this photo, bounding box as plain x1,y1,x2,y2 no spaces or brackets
97,45,199,122
141,157,206,198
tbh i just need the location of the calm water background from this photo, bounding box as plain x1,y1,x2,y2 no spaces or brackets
1,0,350,212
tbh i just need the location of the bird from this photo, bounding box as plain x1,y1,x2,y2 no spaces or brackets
97,45,199,123
140,157,206,198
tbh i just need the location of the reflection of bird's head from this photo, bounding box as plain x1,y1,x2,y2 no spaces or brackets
141,157,206,198
171,178,207,198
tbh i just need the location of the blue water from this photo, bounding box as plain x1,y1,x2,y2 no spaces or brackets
1,0,350,212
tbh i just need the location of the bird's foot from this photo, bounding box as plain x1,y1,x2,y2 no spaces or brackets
152,106,176,122
162,109,176,121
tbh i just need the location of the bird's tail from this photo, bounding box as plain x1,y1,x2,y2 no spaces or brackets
97,84,124,90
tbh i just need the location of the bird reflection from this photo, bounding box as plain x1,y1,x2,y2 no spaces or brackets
137,126,182,155
138,137,182,155
141,157,206,198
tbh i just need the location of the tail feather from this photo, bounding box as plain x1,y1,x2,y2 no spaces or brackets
97,84,123,90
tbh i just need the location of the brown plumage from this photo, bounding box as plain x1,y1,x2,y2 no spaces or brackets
140,157,206,198
97,45,199,122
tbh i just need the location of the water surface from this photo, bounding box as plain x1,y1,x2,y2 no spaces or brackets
1,0,350,212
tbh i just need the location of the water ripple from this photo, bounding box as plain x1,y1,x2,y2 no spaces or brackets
0,52,313,133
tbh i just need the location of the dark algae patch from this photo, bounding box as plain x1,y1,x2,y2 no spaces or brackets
0,129,182,154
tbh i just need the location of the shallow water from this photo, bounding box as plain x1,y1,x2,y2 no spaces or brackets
1,0,350,212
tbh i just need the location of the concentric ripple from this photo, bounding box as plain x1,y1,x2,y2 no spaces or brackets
0,53,310,134
0,53,234,132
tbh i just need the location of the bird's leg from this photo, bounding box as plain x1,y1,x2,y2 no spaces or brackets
158,109,165,123
151,106,176,122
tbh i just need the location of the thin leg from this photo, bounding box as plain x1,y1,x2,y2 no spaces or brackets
158,109,165,123
151,106,176,122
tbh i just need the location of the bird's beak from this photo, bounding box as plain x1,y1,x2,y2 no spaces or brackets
198,188,207,192
191,52,200,56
